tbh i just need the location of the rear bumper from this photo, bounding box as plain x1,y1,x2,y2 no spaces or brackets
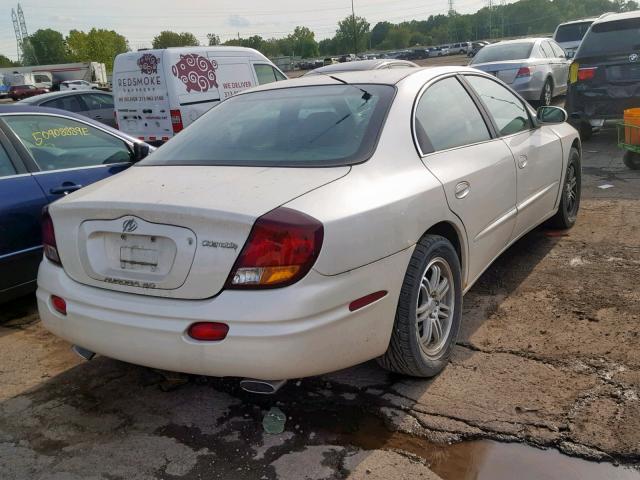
36,247,411,380
566,84,640,122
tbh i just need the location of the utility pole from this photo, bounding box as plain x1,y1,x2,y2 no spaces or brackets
12,8,23,63
351,0,357,56
487,0,493,40
448,0,455,16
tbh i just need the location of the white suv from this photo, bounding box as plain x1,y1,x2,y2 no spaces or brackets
60,80,98,91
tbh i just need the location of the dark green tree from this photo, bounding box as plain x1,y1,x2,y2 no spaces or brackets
152,31,199,49
24,29,67,65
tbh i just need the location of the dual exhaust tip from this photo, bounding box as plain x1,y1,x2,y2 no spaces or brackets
72,345,286,394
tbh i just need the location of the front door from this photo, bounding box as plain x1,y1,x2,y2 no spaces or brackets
414,76,517,285
464,74,563,240
1,114,134,203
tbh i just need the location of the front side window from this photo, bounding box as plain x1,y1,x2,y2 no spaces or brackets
3,115,132,171
549,41,566,58
414,77,490,153
254,65,278,85
540,41,555,58
0,144,16,178
143,84,395,167
82,93,114,110
465,75,532,136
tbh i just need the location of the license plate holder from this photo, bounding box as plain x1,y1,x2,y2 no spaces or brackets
120,245,159,271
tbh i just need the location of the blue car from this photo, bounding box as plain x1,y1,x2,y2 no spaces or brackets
0,105,151,302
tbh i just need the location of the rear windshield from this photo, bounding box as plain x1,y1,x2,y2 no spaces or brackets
142,84,395,167
471,43,534,64
554,22,593,43
578,18,640,57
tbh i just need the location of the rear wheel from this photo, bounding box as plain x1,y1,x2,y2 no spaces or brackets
623,151,640,170
540,78,553,106
378,235,462,377
548,147,581,229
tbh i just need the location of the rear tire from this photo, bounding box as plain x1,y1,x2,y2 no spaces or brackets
623,151,640,170
548,147,581,229
540,78,553,106
377,235,462,377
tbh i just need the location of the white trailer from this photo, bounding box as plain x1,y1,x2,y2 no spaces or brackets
0,62,108,89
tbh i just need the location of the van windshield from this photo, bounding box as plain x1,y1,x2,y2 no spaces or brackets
141,84,395,167
578,17,640,57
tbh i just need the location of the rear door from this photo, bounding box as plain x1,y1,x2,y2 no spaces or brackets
0,130,47,297
40,94,85,116
414,75,517,284
79,92,116,127
464,74,563,240
1,114,134,203
548,41,569,92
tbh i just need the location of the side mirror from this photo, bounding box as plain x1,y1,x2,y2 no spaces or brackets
566,51,575,59
132,142,150,162
537,106,568,125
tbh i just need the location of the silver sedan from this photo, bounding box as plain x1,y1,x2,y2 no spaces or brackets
37,67,581,383
470,38,570,106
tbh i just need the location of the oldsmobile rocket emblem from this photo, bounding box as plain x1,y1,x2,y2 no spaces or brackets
122,218,138,233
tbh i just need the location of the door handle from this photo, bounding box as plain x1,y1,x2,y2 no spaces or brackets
50,183,83,195
518,155,528,169
94,115,102,119
455,181,470,199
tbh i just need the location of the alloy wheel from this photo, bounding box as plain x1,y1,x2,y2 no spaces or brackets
565,163,579,221
415,257,455,358
544,82,552,106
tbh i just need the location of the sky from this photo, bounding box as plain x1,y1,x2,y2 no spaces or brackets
2,0,499,60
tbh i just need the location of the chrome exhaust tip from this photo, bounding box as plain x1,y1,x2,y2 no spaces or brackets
239,378,287,395
71,345,95,361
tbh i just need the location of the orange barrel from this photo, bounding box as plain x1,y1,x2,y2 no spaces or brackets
624,108,640,145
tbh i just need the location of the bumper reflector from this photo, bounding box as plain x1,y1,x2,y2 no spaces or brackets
188,322,229,341
51,295,67,315
349,291,387,312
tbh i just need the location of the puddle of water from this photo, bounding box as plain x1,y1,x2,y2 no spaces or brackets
280,404,640,480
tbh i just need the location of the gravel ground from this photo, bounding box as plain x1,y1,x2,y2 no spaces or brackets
0,127,639,480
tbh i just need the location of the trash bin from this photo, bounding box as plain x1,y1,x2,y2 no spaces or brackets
624,108,640,145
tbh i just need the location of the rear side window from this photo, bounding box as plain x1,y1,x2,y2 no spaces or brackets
549,41,566,58
42,95,84,112
414,77,490,153
3,115,132,171
82,93,114,110
579,17,640,56
471,43,534,63
143,84,395,167
465,75,532,136
539,41,555,58
0,144,16,178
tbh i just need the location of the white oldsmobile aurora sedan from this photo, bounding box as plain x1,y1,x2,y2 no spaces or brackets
38,67,581,386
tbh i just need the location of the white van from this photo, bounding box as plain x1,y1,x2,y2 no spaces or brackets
113,46,287,144
552,18,596,58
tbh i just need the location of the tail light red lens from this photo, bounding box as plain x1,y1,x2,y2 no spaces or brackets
188,322,229,341
577,67,597,82
516,67,532,78
42,208,61,265
51,295,67,315
227,207,323,289
170,109,183,133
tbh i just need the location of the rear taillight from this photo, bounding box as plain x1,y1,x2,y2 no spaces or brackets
516,66,532,78
42,208,61,265
170,109,183,133
577,67,597,82
226,207,323,289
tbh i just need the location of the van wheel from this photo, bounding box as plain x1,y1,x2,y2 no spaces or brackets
540,78,553,106
377,235,462,377
548,147,581,229
623,151,640,170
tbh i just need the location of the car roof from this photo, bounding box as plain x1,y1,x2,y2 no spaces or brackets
594,10,640,23
557,18,597,26
245,66,479,93
0,104,140,143
307,59,418,75
483,38,544,47
19,90,112,105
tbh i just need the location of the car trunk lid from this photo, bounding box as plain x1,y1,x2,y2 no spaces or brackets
50,165,349,299
471,60,530,84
